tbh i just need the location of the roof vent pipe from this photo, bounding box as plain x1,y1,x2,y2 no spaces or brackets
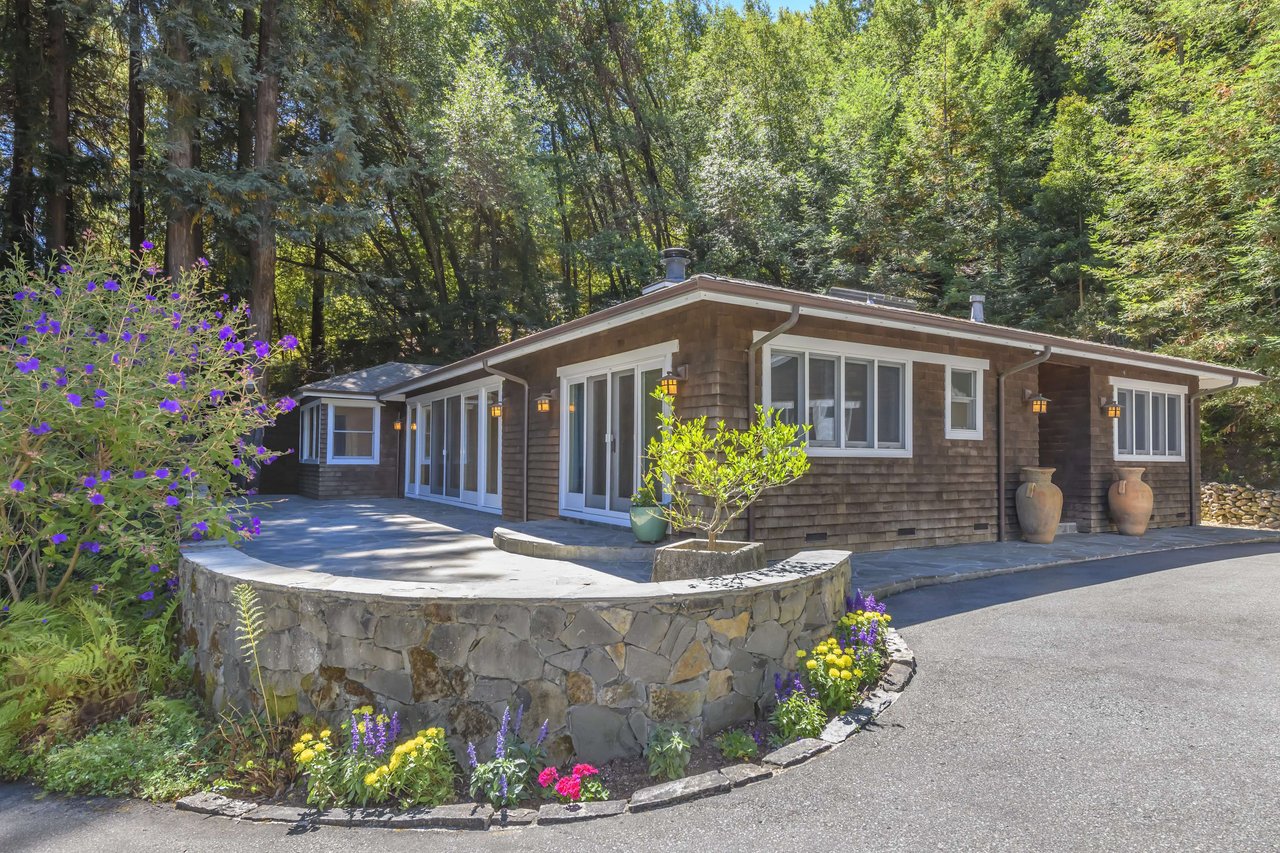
643,248,693,295
970,294,986,323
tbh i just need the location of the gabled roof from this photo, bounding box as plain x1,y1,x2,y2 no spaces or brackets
376,275,1267,398
294,362,438,399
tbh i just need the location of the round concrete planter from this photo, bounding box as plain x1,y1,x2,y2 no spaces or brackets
1015,466,1063,544
651,539,766,582
1109,466,1154,535
629,505,668,543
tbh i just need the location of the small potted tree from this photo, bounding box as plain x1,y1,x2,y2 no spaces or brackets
645,390,810,581
629,476,668,543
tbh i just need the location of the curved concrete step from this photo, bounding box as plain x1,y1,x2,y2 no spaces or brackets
493,524,658,563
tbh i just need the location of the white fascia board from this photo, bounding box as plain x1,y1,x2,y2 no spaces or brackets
556,340,679,378
759,331,990,371
1108,376,1191,395
406,375,503,404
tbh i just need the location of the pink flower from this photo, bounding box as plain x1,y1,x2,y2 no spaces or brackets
537,766,559,788
554,774,581,802
571,763,599,778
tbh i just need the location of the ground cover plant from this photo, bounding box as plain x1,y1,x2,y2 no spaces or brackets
644,724,695,781
466,705,548,808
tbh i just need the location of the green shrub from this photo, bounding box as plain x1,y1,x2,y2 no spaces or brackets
39,697,215,799
714,728,759,762
769,691,826,745
644,724,694,781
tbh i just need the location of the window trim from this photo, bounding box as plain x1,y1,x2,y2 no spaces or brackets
403,380,504,513
325,399,381,465
944,365,984,440
299,401,322,464
1110,377,1187,463
762,340,915,458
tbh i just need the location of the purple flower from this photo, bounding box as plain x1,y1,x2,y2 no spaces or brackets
51,533,68,545
59,264,71,274
104,280,119,291
536,719,548,747
83,475,98,488
140,240,154,250
29,422,51,436
499,773,508,801
16,356,39,373
159,399,181,414
197,257,209,268
210,389,226,404
277,397,297,413
138,590,155,601
192,521,209,535
66,393,82,407
165,495,180,507
86,281,97,292
10,480,25,492
467,742,478,769
132,469,147,479
155,467,170,478
148,563,161,573
99,469,111,482
280,334,299,350
91,584,100,594
181,466,194,479
81,541,101,553
218,326,234,341
496,706,510,759
84,363,95,374
167,372,185,385
89,492,105,506
253,340,270,359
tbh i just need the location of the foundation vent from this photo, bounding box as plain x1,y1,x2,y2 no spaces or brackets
805,531,828,543
896,527,916,537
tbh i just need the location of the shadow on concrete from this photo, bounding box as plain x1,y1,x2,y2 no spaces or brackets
885,541,1280,629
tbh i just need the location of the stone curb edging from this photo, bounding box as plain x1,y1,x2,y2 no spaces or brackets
174,628,915,831
860,531,1280,599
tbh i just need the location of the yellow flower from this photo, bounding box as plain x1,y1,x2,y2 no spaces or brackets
297,748,316,764
854,669,863,678
355,705,373,716
414,736,427,749
805,659,818,670
828,667,840,679
884,614,891,622
427,727,443,739
840,655,853,669
796,650,806,659
363,772,378,787
320,729,331,739
840,670,852,681
357,721,367,734
291,742,304,754
389,754,402,772
299,733,313,742
824,653,838,665
417,729,429,738
314,742,326,753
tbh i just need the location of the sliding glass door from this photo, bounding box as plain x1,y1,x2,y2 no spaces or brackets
405,383,502,512
561,360,666,523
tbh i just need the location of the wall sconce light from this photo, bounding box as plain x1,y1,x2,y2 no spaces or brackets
659,365,688,396
1025,390,1050,415
1100,397,1122,419
535,392,555,414
410,420,417,431
393,419,403,431
489,400,504,419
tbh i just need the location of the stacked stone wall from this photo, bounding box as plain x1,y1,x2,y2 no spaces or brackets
181,548,850,764
1201,482,1280,530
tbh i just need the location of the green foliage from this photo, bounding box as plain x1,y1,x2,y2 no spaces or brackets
231,583,277,729
714,728,759,763
769,691,826,746
645,391,810,547
0,241,290,605
39,697,216,800
468,755,529,809
644,724,694,781
0,595,185,775
631,479,661,507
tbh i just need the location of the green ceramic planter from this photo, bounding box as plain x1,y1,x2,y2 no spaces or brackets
629,505,668,543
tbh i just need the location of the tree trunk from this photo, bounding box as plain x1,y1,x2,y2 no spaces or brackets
5,0,38,255
164,16,196,273
127,0,145,252
46,0,72,251
309,231,326,375
248,0,279,345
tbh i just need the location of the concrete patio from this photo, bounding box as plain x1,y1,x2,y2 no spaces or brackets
238,496,1280,596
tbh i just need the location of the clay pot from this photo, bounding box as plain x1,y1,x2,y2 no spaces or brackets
1109,467,1154,536
1016,467,1063,544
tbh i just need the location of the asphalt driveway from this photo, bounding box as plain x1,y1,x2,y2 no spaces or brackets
3,542,1278,853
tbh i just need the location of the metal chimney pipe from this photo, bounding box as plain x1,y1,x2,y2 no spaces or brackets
661,247,692,283
970,294,986,323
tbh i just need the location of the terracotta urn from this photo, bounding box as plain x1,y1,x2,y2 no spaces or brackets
1109,467,1154,536
1015,467,1063,544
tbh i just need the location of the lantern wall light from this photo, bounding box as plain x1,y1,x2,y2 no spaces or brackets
489,400,504,419
659,364,688,396
1025,389,1050,415
1100,397,1122,419
535,391,555,414
393,419,403,431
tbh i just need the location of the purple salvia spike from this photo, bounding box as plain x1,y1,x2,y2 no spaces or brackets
537,719,548,747
514,703,524,736
467,742,478,769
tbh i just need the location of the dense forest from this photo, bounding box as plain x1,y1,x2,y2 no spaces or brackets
1,0,1277,480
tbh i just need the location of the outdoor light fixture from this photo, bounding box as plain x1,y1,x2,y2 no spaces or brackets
393,419,403,431
535,392,554,414
489,400,504,419
1100,397,1122,419
659,365,688,396
410,420,417,431
1025,390,1050,415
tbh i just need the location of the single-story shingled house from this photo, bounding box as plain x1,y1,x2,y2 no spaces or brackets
261,250,1264,555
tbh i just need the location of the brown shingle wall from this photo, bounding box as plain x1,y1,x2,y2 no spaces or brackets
268,401,402,500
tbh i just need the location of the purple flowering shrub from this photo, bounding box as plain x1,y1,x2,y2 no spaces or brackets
466,704,549,808
0,242,297,606
291,707,455,809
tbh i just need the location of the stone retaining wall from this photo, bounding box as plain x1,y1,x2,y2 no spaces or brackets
1201,482,1280,530
180,548,850,764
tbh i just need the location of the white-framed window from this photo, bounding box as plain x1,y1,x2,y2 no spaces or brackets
945,365,983,440
329,402,380,464
299,402,322,463
1112,377,1186,462
765,345,911,456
